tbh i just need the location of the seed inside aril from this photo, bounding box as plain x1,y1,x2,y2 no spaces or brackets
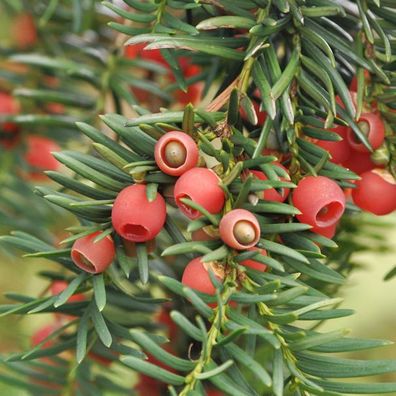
233,220,256,245
78,254,95,271
164,141,187,168
317,206,329,217
358,120,370,137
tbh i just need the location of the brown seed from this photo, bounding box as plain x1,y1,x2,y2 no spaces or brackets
233,220,256,245
358,120,370,136
164,141,187,168
78,254,95,271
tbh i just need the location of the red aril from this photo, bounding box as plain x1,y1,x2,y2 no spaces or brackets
174,168,225,219
182,257,224,295
240,247,268,272
71,232,115,273
315,125,351,164
293,176,346,229
249,162,290,203
352,169,396,215
112,184,167,242
347,113,385,153
219,209,260,250
154,131,199,176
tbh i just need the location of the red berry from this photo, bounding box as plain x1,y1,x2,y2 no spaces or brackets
135,381,162,396
342,150,378,175
207,390,225,396
50,281,85,303
31,324,57,348
191,227,218,242
174,168,225,219
24,136,61,178
315,125,351,164
157,307,179,341
182,257,224,295
135,349,176,395
254,101,267,125
174,62,203,106
241,100,267,125
0,92,20,148
219,209,260,250
124,43,169,67
240,247,267,272
46,102,65,114
124,43,167,66
352,169,396,215
13,13,37,49
293,176,346,229
30,324,62,368
112,184,167,242
350,70,370,92
154,131,199,176
311,223,337,239
347,113,385,153
71,231,115,273
249,163,290,203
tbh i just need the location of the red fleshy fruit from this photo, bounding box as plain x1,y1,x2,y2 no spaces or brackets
249,162,290,203
24,135,61,179
293,176,346,229
342,150,378,175
71,231,115,273
182,257,224,295
347,113,385,153
112,184,167,242
174,168,225,219
154,131,199,176
315,125,351,164
174,62,203,106
240,247,268,272
219,209,260,250
352,169,396,215
13,13,37,49
0,92,20,148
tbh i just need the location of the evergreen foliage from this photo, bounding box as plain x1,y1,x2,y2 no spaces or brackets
0,0,396,395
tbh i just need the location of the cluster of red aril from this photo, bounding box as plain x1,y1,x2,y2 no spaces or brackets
311,81,396,216
64,128,353,297
124,44,203,107
68,107,394,295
